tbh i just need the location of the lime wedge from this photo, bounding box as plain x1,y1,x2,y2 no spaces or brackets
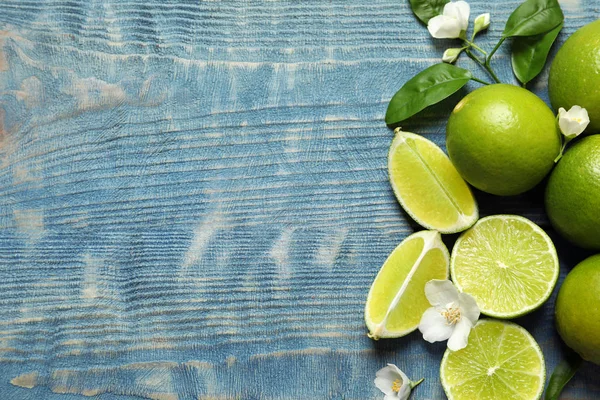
451,215,559,318
441,319,545,400
388,129,478,234
365,230,449,339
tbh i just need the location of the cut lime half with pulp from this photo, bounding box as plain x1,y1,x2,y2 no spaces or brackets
365,230,449,339
451,215,559,318
441,319,545,400
388,129,478,234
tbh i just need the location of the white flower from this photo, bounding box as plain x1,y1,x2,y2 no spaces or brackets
418,280,480,351
442,48,463,63
473,13,490,35
427,1,470,39
374,364,423,400
558,105,590,139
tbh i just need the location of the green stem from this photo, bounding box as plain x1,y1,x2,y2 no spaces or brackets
465,40,488,56
486,37,505,66
483,37,505,84
483,62,501,83
471,76,492,85
554,137,573,163
464,49,497,84
410,378,424,389
465,48,484,65
464,44,500,84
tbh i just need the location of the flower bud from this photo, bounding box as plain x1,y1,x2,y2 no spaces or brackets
473,13,490,36
442,48,463,63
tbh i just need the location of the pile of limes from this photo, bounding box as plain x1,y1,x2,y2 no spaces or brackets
365,18,600,400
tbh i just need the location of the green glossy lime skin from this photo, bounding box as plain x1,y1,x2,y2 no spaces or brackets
447,84,561,196
555,254,600,365
549,19,600,133
545,135,600,250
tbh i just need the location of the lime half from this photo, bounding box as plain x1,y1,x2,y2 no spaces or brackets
441,319,545,400
365,230,449,339
451,215,559,318
388,129,478,234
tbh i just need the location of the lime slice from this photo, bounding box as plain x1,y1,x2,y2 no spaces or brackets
451,215,559,318
365,230,449,339
441,319,545,400
388,129,478,234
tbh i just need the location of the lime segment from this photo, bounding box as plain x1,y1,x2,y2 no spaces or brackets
388,130,478,234
441,319,545,400
451,215,559,318
365,230,449,339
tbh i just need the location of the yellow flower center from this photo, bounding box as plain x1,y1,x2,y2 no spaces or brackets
442,306,462,325
392,379,403,393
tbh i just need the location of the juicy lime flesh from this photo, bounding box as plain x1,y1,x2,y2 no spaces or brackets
451,216,558,317
386,247,447,331
555,254,600,364
549,19,600,133
389,131,477,233
545,135,600,250
366,231,449,337
441,320,545,400
368,236,424,324
446,84,561,196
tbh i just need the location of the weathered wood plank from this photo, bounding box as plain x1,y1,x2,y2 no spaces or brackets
0,0,599,398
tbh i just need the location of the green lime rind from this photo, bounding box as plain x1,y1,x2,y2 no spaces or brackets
365,230,449,339
450,215,559,319
441,319,546,400
388,130,479,234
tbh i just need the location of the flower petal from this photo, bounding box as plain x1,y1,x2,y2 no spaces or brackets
425,280,459,307
384,394,399,400
375,365,400,395
419,307,454,343
389,365,412,400
398,383,412,400
375,377,395,396
568,105,584,114
427,15,462,39
377,364,401,379
457,291,480,323
563,119,582,136
383,364,408,383
560,116,587,138
447,318,473,351
444,1,470,31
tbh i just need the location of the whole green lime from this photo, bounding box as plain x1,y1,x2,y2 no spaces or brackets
549,19,600,133
545,135,600,250
446,84,561,196
555,254,600,365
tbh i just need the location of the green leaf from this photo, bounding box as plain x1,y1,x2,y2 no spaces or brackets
385,63,472,126
503,0,564,38
545,349,583,400
409,0,449,24
512,22,562,84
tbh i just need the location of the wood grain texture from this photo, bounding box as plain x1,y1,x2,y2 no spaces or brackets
0,0,599,398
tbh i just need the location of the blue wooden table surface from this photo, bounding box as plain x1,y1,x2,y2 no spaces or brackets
1,0,599,399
